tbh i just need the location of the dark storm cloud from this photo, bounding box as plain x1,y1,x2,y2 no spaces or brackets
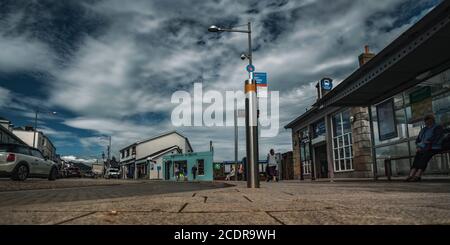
0,0,442,160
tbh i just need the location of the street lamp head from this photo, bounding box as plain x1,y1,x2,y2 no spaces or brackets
208,25,221,33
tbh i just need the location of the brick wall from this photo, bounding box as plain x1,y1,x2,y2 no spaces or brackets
292,130,302,180
350,107,373,178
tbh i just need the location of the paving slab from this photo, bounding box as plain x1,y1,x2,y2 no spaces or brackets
1,179,449,225
62,211,280,225
0,210,95,225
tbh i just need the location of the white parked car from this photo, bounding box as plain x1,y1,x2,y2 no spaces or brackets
105,168,120,179
0,144,58,181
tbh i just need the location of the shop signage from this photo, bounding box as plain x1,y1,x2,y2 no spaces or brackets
254,72,268,98
321,78,333,91
376,99,398,141
410,86,433,123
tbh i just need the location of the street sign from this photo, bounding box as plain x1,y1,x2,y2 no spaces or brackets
246,64,255,73
254,72,267,86
321,78,333,91
254,72,268,98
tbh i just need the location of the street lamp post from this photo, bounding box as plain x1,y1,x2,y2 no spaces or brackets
98,135,112,165
33,110,57,148
208,22,260,188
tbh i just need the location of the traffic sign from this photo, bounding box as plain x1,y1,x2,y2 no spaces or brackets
254,72,268,98
254,72,267,87
246,64,255,73
321,78,333,91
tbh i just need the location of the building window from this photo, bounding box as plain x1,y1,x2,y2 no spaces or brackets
121,151,124,158
126,149,130,157
132,146,136,155
298,128,312,175
332,109,353,172
376,98,398,141
312,119,326,139
197,159,205,176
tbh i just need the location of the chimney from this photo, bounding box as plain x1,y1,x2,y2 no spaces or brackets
358,45,375,67
316,82,321,101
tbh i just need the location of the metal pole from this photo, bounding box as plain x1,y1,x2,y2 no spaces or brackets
234,105,238,181
402,92,412,167
247,22,253,66
368,106,378,180
245,22,259,188
33,110,38,148
108,136,111,161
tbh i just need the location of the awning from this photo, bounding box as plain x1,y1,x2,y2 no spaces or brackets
316,1,450,107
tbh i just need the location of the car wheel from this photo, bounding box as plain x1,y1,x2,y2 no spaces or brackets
48,167,58,181
12,163,29,181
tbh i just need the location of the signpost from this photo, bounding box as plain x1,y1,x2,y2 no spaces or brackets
246,64,255,73
320,77,333,91
254,72,268,98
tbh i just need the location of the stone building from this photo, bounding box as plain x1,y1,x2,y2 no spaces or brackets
285,47,376,180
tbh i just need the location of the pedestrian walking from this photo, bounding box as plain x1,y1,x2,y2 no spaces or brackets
266,149,278,182
225,166,235,181
174,165,180,181
192,164,198,180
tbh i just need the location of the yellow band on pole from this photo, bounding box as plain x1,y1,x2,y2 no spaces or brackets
245,84,257,93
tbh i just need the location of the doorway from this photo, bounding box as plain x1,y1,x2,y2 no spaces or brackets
165,161,172,180
174,160,188,180
314,144,329,179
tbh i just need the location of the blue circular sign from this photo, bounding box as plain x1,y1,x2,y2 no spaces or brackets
321,78,333,91
246,64,255,73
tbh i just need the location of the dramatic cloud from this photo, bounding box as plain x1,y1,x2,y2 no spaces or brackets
0,0,441,160
61,155,98,165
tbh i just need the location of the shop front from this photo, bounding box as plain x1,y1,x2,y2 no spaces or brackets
315,0,450,178
162,151,214,181
369,69,450,177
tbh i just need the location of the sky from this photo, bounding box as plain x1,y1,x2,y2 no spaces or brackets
0,0,442,162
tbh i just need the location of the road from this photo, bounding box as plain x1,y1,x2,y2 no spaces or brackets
0,179,230,207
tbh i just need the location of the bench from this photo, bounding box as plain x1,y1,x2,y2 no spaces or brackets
383,149,450,180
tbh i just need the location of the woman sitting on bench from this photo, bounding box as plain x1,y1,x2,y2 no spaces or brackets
406,115,444,182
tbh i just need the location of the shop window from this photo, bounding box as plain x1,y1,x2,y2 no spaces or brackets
332,109,354,172
376,99,398,141
197,159,205,176
312,119,326,139
298,128,312,175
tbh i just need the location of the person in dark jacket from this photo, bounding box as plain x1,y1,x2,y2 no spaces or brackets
191,165,198,180
406,115,444,182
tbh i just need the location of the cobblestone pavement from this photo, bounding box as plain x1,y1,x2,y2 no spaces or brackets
1,179,449,225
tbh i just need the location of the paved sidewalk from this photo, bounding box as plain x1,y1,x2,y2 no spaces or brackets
0,178,139,192
1,180,450,225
